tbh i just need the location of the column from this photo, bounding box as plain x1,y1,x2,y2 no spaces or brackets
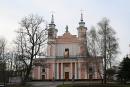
77,62,79,79
46,67,47,80
85,63,88,79
61,63,63,79
78,62,80,79
32,68,34,79
53,63,55,79
38,66,41,80
57,63,59,79
70,62,72,79
84,63,87,79
54,63,57,79
75,62,77,79
94,64,96,79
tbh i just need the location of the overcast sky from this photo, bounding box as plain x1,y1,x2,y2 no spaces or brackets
0,0,130,61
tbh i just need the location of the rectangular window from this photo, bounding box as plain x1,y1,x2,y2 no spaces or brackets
42,68,45,72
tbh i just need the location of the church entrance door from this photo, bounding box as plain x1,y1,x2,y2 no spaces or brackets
65,72,69,80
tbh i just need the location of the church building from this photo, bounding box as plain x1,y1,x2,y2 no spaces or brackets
32,13,103,80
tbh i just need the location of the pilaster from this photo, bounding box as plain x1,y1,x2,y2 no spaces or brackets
57,63,59,79
61,63,63,79
78,62,81,79
75,62,77,79
70,62,72,79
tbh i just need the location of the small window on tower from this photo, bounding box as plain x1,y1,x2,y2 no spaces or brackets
64,48,69,58
48,30,53,39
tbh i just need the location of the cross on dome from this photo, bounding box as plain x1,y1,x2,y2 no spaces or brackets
80,9,84,22
50,11,55,24
51,14,54,24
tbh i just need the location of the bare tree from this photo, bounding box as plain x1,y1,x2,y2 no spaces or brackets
87,26,103,82
5,50,22,76
0,37,6,60
98,18,119,84
87,26,99,56
14,14,47,83
106,32,119,68
0,37,7,85
87,18,119,84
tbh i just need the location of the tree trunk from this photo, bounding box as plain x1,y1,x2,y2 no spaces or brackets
22,59,33,85
103,29,107,84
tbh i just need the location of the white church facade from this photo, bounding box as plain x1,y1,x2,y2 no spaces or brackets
32,14,103,80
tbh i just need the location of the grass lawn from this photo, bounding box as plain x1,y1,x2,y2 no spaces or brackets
7,84,31,87
9,86,29,87
57,83,130,87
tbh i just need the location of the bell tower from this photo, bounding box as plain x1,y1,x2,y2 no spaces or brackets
47,14,58,57
77,13,87,40
48,14,58,40
77,13,88,56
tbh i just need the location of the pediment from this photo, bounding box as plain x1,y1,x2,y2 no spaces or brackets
56,32,80,43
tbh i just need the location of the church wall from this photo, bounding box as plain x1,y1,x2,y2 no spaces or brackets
80,62,85,79
32,66,41,80
56,43,80,57
47,45,51,56
47,44,56,57
32,57,103,80
32,66,39,80
49,63,53,79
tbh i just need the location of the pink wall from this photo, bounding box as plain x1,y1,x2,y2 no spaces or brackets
33,67,39,80
49,63,53,79
80,62,85,79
